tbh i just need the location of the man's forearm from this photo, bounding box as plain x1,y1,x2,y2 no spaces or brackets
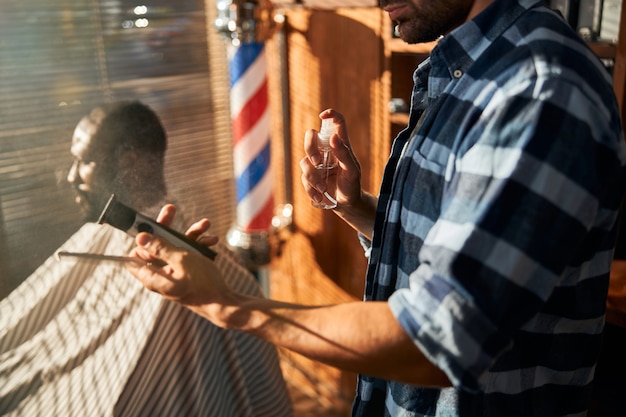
193,294,450,387
335,191,379,241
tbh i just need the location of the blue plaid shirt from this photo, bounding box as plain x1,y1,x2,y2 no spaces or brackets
353,0,626,415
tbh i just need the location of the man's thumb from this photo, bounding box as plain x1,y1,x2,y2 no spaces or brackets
136,232,176,260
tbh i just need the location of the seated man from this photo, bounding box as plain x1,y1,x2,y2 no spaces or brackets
0,101,292,417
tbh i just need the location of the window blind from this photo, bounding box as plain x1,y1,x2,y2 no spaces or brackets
0,0,236,294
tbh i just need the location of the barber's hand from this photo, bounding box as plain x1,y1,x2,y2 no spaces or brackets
300,109,362,210
155,204,219,248
127,233,231,310
126,205,228,309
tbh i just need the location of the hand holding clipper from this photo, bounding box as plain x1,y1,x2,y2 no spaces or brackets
97,194,217,260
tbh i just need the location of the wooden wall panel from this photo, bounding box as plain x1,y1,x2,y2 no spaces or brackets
268,8,387,298
265,7,388,412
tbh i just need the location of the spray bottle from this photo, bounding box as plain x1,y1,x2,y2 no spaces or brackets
312,118,338,209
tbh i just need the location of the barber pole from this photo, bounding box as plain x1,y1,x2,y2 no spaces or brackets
215,0,277,277
229,42,274,232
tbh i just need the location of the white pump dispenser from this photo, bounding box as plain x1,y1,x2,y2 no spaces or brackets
317,118,337,169
318,118,333,149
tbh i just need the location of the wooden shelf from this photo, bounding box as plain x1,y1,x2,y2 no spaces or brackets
389,112,409,126
589,41,618,59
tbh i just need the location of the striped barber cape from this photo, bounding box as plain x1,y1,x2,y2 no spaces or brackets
0,222,292,417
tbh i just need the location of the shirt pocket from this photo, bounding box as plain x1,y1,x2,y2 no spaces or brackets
414,134,449,173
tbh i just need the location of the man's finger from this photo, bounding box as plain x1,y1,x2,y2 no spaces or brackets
135,232,180,264
185,218,211,238
156,204,177,225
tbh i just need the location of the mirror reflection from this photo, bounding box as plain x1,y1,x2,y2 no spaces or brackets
0,0,236,297
0,2,299,414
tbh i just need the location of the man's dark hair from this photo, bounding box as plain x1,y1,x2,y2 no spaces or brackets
85,100,169,212
90,100,167,157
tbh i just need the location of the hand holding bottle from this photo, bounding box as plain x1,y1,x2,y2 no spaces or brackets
300,109,363,211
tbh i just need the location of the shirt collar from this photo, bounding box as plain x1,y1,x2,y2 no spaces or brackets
430,0,544,82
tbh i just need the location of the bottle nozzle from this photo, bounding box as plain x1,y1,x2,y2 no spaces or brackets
318,119,334,148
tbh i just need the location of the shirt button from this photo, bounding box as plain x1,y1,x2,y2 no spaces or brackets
453,69,463,78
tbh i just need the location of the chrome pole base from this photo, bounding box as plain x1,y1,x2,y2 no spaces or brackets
226,226,271,269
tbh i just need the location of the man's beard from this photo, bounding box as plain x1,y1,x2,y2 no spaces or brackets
74,189,110,223
392,0,470,44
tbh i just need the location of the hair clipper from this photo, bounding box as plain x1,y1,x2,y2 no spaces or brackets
97,194,217,260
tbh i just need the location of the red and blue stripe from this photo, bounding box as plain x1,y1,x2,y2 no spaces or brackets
229,42,274,232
